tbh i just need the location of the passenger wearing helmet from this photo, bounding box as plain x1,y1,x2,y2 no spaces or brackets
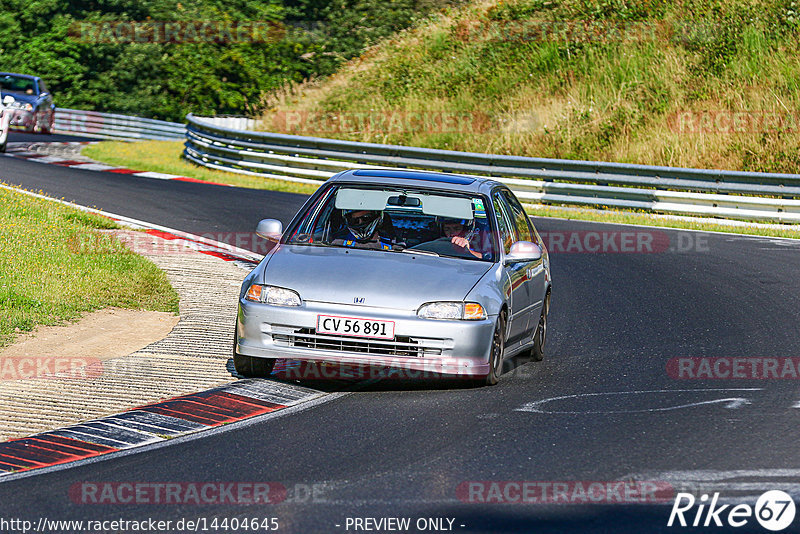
442,218,482,259
333,209,396,250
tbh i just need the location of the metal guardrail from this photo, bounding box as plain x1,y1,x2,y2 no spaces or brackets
184,113,800,223
54,108,185,141
188,116,262,131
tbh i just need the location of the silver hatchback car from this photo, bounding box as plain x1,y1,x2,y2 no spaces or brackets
235,169,552,385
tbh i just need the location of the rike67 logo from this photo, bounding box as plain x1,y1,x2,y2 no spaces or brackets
668,491,796,531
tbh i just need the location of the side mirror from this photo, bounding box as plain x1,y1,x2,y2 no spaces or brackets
505,241,542,264
256,219,282,242
2,95,14,105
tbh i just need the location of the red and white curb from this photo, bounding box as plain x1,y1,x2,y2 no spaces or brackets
0,183,338,477
2,141,232,187
0,380,322,475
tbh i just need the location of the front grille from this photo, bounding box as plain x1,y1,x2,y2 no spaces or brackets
273,328,443,358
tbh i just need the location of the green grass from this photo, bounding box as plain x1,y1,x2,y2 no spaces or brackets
0,185,179,348
256,0,800,174
247,0,800,238
83,141,321,196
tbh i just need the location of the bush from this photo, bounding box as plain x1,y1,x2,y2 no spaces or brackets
0,0,459,121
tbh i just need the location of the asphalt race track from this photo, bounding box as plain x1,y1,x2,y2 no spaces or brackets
6,131,95,144
2,149,800,533
0,137,306,233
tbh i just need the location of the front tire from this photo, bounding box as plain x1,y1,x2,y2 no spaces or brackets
233,333,275,377
531,291,550,362
483,313,506,386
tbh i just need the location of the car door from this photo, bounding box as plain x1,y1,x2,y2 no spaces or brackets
492,190,530,347
501,189,546,337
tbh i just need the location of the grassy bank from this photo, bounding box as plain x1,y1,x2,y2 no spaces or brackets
257,0,800,174
0,185,179,348
83,141,320,195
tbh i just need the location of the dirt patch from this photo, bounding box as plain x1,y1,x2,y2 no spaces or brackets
0,307,179,364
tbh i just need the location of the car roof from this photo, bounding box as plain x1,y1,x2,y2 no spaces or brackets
328,169,505,195
0,73,39,81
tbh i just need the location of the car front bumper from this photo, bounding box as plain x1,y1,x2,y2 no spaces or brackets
236,299,496,377
8,110,33,129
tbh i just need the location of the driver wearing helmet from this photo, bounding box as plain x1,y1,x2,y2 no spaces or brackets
442,218,482,259
333,209,396,250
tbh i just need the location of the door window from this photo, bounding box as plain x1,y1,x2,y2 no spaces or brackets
492,192,516,254
501,189,533,242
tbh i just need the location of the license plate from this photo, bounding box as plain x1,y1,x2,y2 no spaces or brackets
317,314,395,340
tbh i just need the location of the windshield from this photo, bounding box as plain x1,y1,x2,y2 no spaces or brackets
0,74,36,95
286,185,498,262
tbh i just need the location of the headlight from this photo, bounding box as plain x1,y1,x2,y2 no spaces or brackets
245,284,301,306
417,301,486,320
10,102,32,111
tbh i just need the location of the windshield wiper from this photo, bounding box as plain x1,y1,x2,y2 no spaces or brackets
402,248,439,257
287,240,331,247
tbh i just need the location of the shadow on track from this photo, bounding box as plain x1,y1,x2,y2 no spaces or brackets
226,353,543,392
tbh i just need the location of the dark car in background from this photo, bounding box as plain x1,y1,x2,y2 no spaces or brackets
0,72,55,134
